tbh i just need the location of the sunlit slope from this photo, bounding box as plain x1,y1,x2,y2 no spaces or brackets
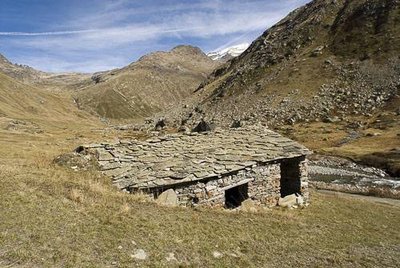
76,46,218,121
0,72,99,130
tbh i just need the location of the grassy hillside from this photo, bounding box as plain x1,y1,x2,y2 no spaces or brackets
0,72,102,134
0,1,399,266
75,46,218,121
0,53,92,91
0,129,399,267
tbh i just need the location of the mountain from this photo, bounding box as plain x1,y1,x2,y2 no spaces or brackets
161,0,400,175
0,53,46,83
207,43,250,61
75,45,218,121
0,46,217,122
0,53,92,91
171,0,400,128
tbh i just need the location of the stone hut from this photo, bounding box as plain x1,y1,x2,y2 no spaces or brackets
77,127,311,208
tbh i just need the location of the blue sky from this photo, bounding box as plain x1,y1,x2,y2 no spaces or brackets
0,0,310,73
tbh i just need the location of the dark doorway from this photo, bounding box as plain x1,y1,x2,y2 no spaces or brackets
280,158,301,197
225,183,249,209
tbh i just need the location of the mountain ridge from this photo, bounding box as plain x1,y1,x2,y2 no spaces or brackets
75,45,218,121
0,52,92,91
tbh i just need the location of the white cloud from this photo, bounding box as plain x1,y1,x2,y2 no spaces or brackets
6,8,288,51
0,30,97,36
1,0,310,72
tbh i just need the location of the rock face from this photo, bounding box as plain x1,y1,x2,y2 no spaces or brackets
74,127,311,207
75,45,218,121
165,0,400,128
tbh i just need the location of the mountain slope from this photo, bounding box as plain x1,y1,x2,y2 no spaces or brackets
0,53,91,91
162,0,400,175
0,72,99,132
172,0,400,127
75,45,218,121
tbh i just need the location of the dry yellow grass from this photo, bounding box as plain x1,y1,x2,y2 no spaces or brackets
0,72,399,267
0,121,399,267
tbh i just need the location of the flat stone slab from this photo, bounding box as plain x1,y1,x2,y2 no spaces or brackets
78,127,311,189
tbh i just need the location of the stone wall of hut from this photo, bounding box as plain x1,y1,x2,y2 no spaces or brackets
142,157,309,208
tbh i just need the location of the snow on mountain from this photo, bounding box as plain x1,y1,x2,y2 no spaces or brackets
207,43,250,61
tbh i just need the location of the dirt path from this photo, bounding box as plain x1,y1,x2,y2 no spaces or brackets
317,189,400,207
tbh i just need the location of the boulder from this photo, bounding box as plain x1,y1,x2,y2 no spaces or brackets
156,189,178,207
155,118,166,130
230,120,242,128
278,194,297,208
192,119,212,133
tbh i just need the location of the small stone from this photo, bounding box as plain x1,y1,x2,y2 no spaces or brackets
230,120,242,128
131,249,147,260
155,118,166,130
228,252,239,258
296,194,304,206
278,194,297,208
117,245,123,250
240,199,258,213
212,251,223,259
178,125,189,133
165,252,177,262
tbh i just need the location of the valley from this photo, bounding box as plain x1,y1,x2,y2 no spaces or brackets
0,0,399,266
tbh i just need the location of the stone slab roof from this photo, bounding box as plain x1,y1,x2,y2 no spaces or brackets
79,127,311,190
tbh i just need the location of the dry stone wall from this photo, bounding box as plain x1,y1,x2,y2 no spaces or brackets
299,158,310,201
158,163,282,207
135,159,309,208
